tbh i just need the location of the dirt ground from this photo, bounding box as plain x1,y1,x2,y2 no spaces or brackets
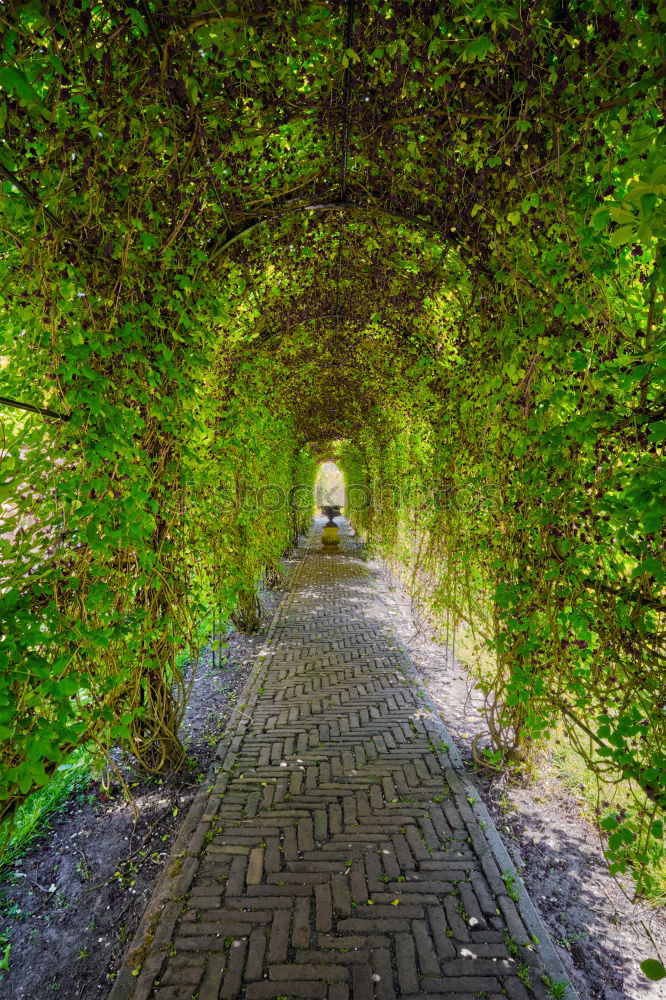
372,557,666,1000
0,571,288,1000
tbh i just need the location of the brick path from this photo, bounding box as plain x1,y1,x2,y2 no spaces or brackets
109,520,574,1000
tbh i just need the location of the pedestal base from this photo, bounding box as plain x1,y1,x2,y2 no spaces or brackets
322,524,339,547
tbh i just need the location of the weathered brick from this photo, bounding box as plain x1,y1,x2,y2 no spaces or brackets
159,952,205,986
413,918,441,975
292,895,311,948
198,954,225,1000
247,847,264,885
421,976,501,993
315,881,333,932
270,963,349,981
396,932,419,994
351,963,374,1000
373,947,395,1000
245,928,267,981
219,937,247,999
295,949,369,965
246,982,327,999
267,907,290,963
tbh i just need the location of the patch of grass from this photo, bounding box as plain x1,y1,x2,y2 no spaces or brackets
0,748,95,873
517,960,532,987
502,869,521,903
543,974,569,998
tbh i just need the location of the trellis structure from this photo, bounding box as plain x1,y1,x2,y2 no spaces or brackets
0,0,664,894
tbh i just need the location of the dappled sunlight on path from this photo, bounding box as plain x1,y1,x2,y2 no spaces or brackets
109,520,574,1000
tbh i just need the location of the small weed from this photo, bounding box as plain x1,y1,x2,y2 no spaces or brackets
517,960,532,987
502,870,520,903
0,899,21,921
499,792,517,814
503,930,519,958
543,975,569,998
557,927,587,950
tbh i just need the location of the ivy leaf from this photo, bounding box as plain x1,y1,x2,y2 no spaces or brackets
639,960,666,982
610,225,635,247
464,37,494,62
0,66,45,109
609,206,635,224
648,421,666,444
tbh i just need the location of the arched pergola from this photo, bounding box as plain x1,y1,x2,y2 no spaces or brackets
1,2,663,889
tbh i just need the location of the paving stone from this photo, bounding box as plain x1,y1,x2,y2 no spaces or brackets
351,963,374,1000
270,963,349,981
373,947,395,1000
246,983,327,999
219,937,247,999
245,928,267,981
198,954,225,1000
108,521,567,1000
396,932,419,994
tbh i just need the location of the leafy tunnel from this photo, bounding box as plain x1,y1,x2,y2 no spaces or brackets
0,0,664,898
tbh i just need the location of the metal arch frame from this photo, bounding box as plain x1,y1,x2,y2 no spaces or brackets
229,308,438,354
226,251,453,327
0,395,71,422
222,243,457,349
210,200,460,263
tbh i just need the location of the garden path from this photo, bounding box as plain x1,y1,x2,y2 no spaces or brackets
109,520,575,1000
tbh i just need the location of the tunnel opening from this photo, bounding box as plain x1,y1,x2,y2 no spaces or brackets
0,0,663,935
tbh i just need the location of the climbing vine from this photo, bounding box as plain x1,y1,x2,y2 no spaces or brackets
0,0,663,896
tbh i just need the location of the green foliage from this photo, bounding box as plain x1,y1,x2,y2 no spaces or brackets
0,0,663,895
640,958,666,982
0,749,93,873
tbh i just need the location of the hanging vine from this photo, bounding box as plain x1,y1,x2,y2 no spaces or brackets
0,0,663,896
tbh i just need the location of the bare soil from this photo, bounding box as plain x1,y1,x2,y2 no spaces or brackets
0,568,291,1000
372,557,666,1000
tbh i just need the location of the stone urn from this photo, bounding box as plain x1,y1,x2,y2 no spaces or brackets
322,505,340,548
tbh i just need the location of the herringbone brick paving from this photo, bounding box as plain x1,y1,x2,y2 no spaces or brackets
110,520,573,1000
